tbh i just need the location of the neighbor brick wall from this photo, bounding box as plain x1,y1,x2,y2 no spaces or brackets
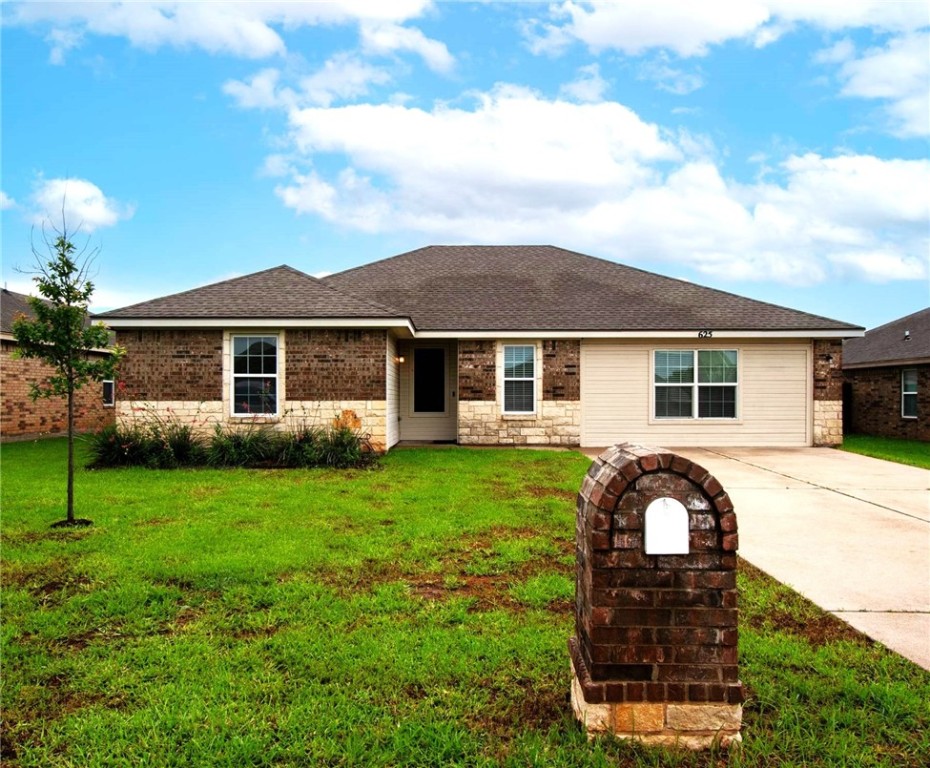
1,341,114,439
116,330,223,401
285,329,386,401
542,340,580,400
845,364,929,441
458,341,496,401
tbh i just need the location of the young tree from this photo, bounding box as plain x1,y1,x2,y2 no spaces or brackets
12,221,125,527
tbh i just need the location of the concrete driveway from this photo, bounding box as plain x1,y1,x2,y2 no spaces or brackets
584,445,930,670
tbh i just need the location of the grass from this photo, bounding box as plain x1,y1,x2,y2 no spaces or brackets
840,434,930,470
2,438,929,767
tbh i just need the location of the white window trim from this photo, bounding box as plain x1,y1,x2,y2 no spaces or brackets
228,332,283,418
102,380,115,407
500,342,539,416
902,368,918,419
651,348,741,421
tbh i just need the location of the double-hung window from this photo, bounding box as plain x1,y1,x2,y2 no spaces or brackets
232,335,278,416
654,350,738,419
902,369,918,418
504,345,535,414
102,380,115,407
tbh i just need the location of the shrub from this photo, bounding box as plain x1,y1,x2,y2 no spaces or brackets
89,416,376,471
206,423,280,468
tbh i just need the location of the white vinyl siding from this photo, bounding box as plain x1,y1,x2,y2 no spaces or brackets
581,340,810,447
386,333,400,447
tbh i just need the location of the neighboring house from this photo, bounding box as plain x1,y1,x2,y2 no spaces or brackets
843,308,930,442
96,246,862,451
1,288,116,441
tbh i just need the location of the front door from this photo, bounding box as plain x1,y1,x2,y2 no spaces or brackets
399,342,458,442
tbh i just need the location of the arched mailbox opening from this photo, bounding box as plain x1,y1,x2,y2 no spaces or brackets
570,443,743,749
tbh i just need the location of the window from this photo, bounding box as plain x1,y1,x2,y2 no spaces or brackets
232,335,278,416
655,350,738,419
504,345,535,413
102,380,115,407
902,369,918,418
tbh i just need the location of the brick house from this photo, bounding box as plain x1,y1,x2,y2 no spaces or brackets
843,307,930,442
1,288,115,440
96,246,862,451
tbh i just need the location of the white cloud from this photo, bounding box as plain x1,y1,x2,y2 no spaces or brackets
360,22,454,73
827,32,930,138
299,53,393,107
270,88,927,287
524,1,928,58
638,54,704,95
30,178,134,232
224,55,393,111
9,1,436,61
0,191,15,210
223,68,294,110
559,63,608,103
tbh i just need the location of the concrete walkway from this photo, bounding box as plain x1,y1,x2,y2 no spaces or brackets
584,446,930,670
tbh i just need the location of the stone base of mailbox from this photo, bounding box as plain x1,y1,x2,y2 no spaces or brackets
571,672,742,749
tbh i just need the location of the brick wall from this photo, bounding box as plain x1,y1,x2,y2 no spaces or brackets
286,329,386,400
1,341,114,439
458,341,496,401
543,340,580,400
845,364,929,441
117,330,223,401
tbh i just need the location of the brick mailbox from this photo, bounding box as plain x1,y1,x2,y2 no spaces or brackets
569,443,743,748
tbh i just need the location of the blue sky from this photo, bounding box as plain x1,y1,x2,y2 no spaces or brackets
2,1,927,330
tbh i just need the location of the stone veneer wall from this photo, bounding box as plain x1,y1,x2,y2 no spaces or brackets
1,341,115,440
458,400,581,446
456,340,582,446
844,364,929,442
812,339,843,446
116,399,388,451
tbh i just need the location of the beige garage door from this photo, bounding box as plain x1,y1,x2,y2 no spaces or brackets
580,340,811,448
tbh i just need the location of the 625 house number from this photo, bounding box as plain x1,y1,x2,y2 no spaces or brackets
698,330,714,339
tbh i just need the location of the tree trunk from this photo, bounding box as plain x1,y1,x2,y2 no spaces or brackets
67,385,75,524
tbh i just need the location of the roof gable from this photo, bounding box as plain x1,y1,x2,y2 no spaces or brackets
325,245,861,333
1,289,44,334
96,265,405,322
843,307,930,367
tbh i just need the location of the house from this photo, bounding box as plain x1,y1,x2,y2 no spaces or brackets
843,307,930,442
96,245,862,451
1,288,116,440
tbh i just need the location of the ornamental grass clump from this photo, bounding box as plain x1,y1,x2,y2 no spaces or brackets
88,414,376,470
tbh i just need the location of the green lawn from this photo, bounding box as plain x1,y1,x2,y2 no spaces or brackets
2,439,928,767
840,435,930,470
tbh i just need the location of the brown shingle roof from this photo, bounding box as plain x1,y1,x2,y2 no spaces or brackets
96,265,405,321
324,245,861,332
843,307,930,368
1,289,42,334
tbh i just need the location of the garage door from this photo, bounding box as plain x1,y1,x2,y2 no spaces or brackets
580,341,811,447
